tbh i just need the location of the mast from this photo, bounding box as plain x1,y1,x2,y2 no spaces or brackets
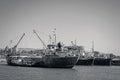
49,34,52,44
33,29,47,49
53,28,57,45
91,41,95,65
75,39,77,46
92,41,94,53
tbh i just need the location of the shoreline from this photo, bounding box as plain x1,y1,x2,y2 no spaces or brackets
0,58,7,64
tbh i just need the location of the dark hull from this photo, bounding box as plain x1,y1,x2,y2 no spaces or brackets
6,56,78,68
76,58,111,66
39,56,78,68
6,56,42,67
111,59,120,66
93,58,111,66
76,58,94,65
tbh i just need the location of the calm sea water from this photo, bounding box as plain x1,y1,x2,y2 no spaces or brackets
0,64,120,80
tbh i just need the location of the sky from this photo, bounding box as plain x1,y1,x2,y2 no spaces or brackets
0,0,120,55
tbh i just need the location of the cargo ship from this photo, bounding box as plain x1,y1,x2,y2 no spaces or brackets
5,30,78,68
6,49,78,68
76,41,111,66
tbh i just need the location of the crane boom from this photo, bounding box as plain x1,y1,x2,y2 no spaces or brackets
14,33,25,49
33,29,47,49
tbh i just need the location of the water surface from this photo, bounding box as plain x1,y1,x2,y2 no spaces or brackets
0,64,120,80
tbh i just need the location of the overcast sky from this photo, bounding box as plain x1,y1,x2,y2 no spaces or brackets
0,0,120,55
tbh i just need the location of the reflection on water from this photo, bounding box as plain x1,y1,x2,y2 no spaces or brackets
0,64,120,80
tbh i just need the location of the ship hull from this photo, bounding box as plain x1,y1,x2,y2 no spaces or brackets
76,58,111,66
93,58,111,66
76,58,94,65
6,56,42,67
6,55,78,68
39,55,78,68
111,59,120,66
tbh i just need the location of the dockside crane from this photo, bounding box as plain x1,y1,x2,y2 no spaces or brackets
33,29,47,49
